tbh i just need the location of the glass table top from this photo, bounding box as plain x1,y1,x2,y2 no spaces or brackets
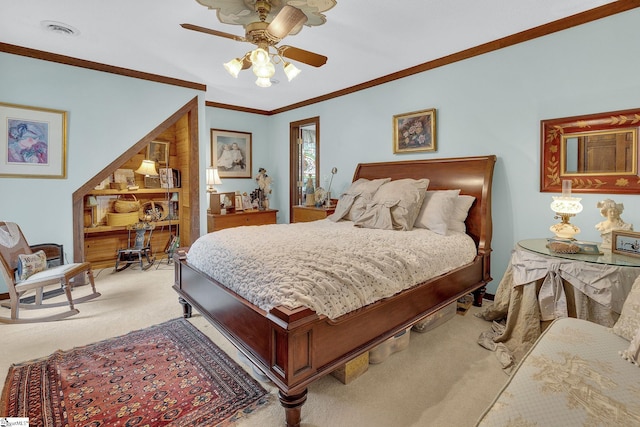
518,238,640,268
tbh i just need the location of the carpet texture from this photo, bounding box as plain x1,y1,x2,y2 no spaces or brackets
1,318,269,426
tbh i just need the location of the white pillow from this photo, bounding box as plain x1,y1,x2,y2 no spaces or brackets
414,190,460,235
355,178,429,231
449,195,476,233
613,276,640,341
329,178,390,222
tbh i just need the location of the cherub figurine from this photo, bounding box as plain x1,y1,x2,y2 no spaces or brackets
595,199,633,250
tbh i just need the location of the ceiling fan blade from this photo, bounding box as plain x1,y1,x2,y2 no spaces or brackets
279,45,327,67
180,23,246,42
266,6,308,40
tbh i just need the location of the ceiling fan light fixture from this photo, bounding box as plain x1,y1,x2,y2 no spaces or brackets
253,61,275,79
283,62,301,81
249,48,270,66
223,58,243,78
255,77,272,88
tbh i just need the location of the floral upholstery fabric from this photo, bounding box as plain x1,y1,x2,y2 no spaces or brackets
477,317,640,426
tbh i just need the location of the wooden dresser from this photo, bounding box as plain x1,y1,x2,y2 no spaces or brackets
207,209,278,232
292,205,336,223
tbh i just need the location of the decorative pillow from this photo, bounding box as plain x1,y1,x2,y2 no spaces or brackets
414,190,460,235
354,178,429,231
620,326,640,367
612,275,640,341
329,178,391,222
449,195,476,233
16,250,47,281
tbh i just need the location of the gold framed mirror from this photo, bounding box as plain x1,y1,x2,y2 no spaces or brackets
541,108,640,194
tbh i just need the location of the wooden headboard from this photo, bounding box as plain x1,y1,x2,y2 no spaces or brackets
352,155,496,255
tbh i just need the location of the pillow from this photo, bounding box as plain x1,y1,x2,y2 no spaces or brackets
449,195,476,233
620,326,640,367
329,178,391,222
612,276,640,341
414,190,460,235
16,250,47,281
354,178,429,231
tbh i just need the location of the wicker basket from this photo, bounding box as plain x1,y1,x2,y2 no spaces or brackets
114,194,140,213
106,212,139,226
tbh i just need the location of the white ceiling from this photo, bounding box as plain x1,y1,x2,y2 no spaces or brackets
1,0,618,111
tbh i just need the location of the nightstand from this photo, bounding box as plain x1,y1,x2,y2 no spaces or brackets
207,209,278,232
292,205,335,223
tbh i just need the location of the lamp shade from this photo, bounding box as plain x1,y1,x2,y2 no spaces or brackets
223,58,243,78
135,159,159,176
283,62,301,81
206,167,222,192
250,48,270,66
550,196,583,215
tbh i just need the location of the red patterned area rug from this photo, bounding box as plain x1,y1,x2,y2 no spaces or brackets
1,318,269,426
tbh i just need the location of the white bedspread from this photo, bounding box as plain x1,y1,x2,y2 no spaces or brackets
187,219,477,319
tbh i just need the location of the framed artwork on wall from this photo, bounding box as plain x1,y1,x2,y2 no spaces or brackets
211,128,252,178
0,102,67,178
393,108,437,154
147,141,169,166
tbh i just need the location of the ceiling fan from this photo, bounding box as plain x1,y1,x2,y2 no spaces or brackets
182,0,335,87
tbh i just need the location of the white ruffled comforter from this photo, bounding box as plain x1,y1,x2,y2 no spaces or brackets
187,219,477,319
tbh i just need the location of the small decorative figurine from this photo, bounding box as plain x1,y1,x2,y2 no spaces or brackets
255,167,272,210
304,178,315,206
595,199,633,250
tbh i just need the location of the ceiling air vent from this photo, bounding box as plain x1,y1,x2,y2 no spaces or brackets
40,21,79,36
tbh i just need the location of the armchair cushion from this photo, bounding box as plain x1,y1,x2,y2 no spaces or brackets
17,250,47,281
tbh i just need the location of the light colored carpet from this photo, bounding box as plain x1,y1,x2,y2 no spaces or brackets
1,265,507,427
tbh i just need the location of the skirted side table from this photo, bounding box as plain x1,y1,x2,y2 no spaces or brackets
477,238,640,368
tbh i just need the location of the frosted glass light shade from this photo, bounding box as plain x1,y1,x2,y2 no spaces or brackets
283,62,301,81
223,58,243,78
255,77,272,88
550,197,583,215
249,48,269,66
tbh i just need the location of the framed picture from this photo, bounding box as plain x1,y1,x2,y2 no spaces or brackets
0,102,67,178
235,194,244,211
611,230,640,258
393,108,436,154
147,141,169,165
211,128,252,178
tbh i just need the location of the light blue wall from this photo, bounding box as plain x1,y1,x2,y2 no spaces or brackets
229,9,640,294
202,109,274,225
0,53,205,293
2,9,640,296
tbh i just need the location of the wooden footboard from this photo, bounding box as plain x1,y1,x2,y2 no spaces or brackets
174,252,488,426
174,155,496,426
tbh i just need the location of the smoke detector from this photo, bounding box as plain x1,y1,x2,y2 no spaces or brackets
40,21,79,36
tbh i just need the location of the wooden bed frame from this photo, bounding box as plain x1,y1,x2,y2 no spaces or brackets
173,155,496,426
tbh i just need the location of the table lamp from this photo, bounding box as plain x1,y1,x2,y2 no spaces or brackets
550,180,583,240
206,167,222,193
87,195,98,227
206,167,223,213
